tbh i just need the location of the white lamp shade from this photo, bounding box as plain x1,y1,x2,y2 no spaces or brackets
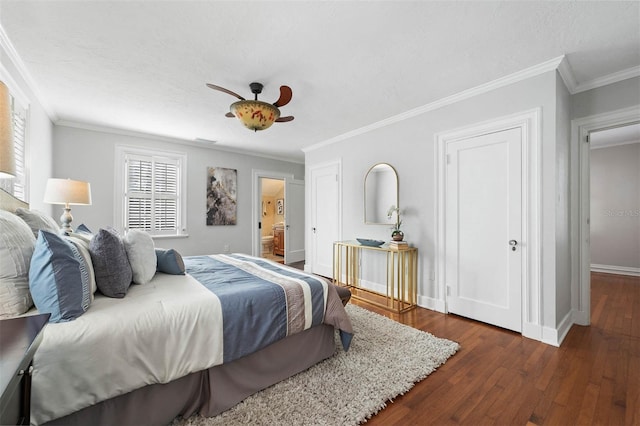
0,81,16,179
44,178,92,205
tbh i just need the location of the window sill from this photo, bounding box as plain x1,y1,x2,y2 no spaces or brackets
151,233,189,240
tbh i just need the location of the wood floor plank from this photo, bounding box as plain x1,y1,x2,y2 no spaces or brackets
346,272,640,425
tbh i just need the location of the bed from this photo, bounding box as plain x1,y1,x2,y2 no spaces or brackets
0,189,353,425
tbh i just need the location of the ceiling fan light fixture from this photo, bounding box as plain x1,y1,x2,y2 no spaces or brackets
230,100,280,131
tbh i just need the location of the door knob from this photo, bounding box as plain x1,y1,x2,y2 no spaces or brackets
509,240,518,251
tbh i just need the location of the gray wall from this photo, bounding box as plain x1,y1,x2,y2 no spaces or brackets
555,73,572,325
305,70,566,331
590,142,640,269
52,125,304,256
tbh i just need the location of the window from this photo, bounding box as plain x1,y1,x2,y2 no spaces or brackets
0,93,28,201
115,146,187,237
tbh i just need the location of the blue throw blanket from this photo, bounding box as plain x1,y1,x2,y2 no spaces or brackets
185,254,352,363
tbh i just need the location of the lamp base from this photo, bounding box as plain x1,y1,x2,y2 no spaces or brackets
59,207,73,235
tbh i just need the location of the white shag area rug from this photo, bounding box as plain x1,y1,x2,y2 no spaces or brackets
174,304,460,426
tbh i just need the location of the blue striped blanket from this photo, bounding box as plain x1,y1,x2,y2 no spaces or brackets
184,254,353,363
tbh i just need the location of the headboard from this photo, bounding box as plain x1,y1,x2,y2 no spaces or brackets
0,187,28,212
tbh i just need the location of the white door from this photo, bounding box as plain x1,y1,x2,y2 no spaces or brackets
446,127,522,332
310,163,340,277
284,178,305,264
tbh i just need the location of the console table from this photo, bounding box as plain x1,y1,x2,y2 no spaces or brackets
0,313,49,425
333,241,417,313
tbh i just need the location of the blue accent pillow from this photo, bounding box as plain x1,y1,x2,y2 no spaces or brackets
76,223,92,235
155,248,185,275
29,230,91,323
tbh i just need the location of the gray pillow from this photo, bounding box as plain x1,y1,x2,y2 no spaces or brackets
0,210,35,317
89,228,132,298
15,207,60,238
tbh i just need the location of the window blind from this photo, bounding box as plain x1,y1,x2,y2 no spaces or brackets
125,154,181,235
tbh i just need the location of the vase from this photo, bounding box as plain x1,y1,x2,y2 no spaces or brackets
392,231,404,241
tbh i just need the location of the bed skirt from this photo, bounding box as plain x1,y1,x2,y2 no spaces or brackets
44,324,336,426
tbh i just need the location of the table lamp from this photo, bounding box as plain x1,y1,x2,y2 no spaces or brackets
44,178,92,233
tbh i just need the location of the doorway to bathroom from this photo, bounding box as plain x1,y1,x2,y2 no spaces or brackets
251,169,305,265
260,177,285,263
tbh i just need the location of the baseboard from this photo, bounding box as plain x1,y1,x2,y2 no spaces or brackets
418,296,446,313
591,264,640,277
541,311,573,347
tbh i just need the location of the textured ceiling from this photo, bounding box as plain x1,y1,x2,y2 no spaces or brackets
1,1,639,162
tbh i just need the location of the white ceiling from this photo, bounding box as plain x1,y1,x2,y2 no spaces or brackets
1,1,639,162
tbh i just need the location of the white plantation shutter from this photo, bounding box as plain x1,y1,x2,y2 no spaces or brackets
121,150,186,236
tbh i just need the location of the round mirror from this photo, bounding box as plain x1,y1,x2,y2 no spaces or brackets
364,163,398,224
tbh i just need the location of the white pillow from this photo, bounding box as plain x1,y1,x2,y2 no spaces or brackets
123,229,156,284
15,207,60,238
0,210,35,317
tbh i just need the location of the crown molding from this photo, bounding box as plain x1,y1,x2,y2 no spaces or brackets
573,65,640,94
305,56,566,153
56,120,305,164
0,23,58,121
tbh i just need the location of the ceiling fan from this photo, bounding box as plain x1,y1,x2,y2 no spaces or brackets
206,82,294,131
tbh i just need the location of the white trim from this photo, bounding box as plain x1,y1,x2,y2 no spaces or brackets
571,105,640,327
542,310,572,347
0,24,56,120
435,109,542,342
113,145,188,236
573,66,640,94
591,264,640,277
305,56,564,153
251,169,295,258
58,120,304,164
419,296,446,313
556,56,578,95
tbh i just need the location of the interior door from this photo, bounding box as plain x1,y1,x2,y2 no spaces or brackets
284,178,305,264
310,163,340,277
446,127,523,332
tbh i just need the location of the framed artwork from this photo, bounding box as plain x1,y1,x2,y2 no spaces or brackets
276,198,284,215
206,167,237,225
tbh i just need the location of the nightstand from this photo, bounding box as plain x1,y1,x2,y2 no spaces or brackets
0,314,49,426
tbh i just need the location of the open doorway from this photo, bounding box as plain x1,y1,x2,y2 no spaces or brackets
589,123,640,275
573,106,640,326
260,177,285,263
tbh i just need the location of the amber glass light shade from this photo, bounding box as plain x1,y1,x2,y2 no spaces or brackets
230,100,280,131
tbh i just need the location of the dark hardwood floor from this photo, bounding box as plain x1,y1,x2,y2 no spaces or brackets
343,271,640,425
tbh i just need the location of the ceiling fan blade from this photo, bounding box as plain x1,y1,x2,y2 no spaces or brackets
275,116,294,122
206,83,245,100
273,86,293,107
225,112,235,118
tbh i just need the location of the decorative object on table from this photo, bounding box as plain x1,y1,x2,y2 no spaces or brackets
389,240,409,250
43,178,92,234
0,81,15,179
387,204,404,241
355,238,385,247
206,167,237,226
206,82,294,131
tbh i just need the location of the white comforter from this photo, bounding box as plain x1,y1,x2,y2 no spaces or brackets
30,273,224,425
